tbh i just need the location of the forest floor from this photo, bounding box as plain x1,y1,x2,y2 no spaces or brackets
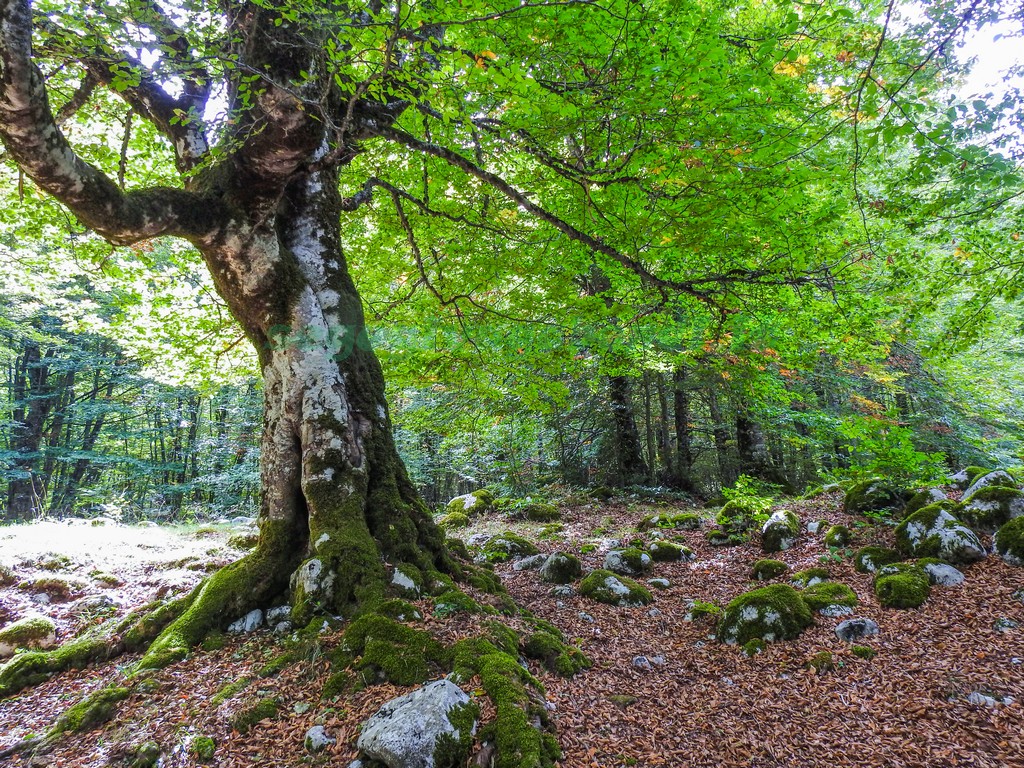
1,490,1023,768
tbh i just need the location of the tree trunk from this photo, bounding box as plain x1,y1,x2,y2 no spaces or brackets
606,375,650,487
5,341,55,521
672,365,696,492
706,385,736,488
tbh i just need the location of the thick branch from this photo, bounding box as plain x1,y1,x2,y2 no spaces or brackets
0,0,220,245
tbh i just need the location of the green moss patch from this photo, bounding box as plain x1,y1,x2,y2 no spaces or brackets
523,503,560,522
539,552,582,584
17,576,83,602
751,559,789,581
522,631,590,677
376,598,423,622
191,735,216,761
761,510,800,553
874,564,931,609
438,512,470,530
579,570,652,607
334,614,451,687
0,615,57,655
961,486,1024,532
446,489,495,517
995,517,1024,566
791,568,830,587
851,645,876,660
648,541,692,562
51,686,130,734
481,532,540,563
806,651,835,675
824,525,852,548
853,546,902,573
638,512,703,532
230,696,281,734
895,504,986,564
800,582,857,612
717,584,813,645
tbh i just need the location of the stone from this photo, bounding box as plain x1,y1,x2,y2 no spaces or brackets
761,510,800,553
228,609,264,634
266,605,291,623
550,584,574,597
356,680,477,768
579,570,653,607
599,538,623,552
445,489,494,517
647,578,671,589
895,505,986,565
834,617,880,643
512,554,548,571
995,517,1024,566
539,552,582,584
603,548,652,577
0,615,57,657
923,563,965,587
305,725,336,753
993,617,1019,632
843,480,908,516
963,470,1017,502
466,533,492,547
716,584,813,645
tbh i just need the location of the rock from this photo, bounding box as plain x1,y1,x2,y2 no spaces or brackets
800,582,857,613
963,470,1017,502
994,517,1024,566
512,554,548,571
993,617,1019,632
648,541,693,562
305,725,336,753
647,607,662,617
539,552,582,584
791,568,829,588
466,533,492,547
961,486,1024,531
903,488,949,519
835,617,880,643
947,469,970,488
603,548,652,577
874,563,931,609
761,510,800,553
0,615,58,657
853,546,902,574
274,621,293,635
647,578,671,589
230,516,255,526
578,612,595,623
716,584,813,645
631,654,665,670
438,512,470,530
391,565,422,596
266,605,292,624
228,609,264,634
923,562,964,587
522,502,560,522
751,559,788,581
579,569,652,607
481,532,539,563
446,489,494,517
895,505,986,565
843,480,909,516
550,584,574,597
824,525,852,548
806,520,826,534
966,691,1014,707
598,538,622,552
356,680,478,768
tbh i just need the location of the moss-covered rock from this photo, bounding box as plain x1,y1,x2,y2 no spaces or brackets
903,488,949,519
853,546,902,573
579,570,653,607
446,489,495,517
824,525,852,548
522,631,590,677
638,512,703,532
603,548,652,576
895,504,986,565
230,696,281,734
438,512,470,530
761,509,800,553
333,614,451,687
17,576,83,602
191,736,216,762
791,567,830,588
685,600,722,622
0,615,57,657
227,531,259,550
715,500,763,534
538,552,582,584
481,532,539,563
800,582,858,613
960,486,1024,532
963,470,1017,502
874,564,931,609
994,517,1024,566
806,650,835,675
842,479,908,516
522,503,560,522
716,584,813,645
647,541,694,562
751,559,789,581
705,528,744,547
433,589,484,619
128,740,162,768
376,599,423,623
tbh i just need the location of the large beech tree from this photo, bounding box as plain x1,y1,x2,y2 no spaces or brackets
0,0,1007,669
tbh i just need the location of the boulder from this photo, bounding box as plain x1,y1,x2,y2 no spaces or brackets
751,559,789,581
903,488,948,519
579,570,652,607
963,470,1017,502
716,584,813,645
228,609,264,634
0,614,57,657
445,489,494,517
834,617,879,643
960,486,1024,532
853,546,902,574
995,517,1024,567
647,541,694,562
603,548,652,577
356,680,478,768
480,532,538,563
761,510,800,553
512,554,548,572
824,525,852,548
539,552,582,584
305,725,336,753
842,480,909,516
922,562,965,587
874,563,931,609
800,582,858,613
895,504,986,565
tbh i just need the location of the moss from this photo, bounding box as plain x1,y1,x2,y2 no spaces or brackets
851,645,876,660
824,525,852,548
191,735,216,762
538,523,565,539
17,576,82,602
761,510,800,553
686,600,722,622
50,686,130,734
36,553,74,571
853,546,902,573
895,504,986,564
606,547,652,575
578,570,653,607
335,614,450,687
963,465,992,485
647,541,692,562
672,513,703,530
451,638,557,768
433,589,484,618
706,528,743,546
806,651,835,675
481,532,540,563
0,615,56,651
376,598,423,622
522,631,591,677
903,489,949,519
0,564,16,586
961,486,1024,531
227,531,259,550
211,677,252,707
842,480,908,516
258,651,300,678
432,699,480,768
800,582,858,612
446,489,495,517
230,696,280,734
742,638,766,657
523,503,560,522
129,740,162,768
539,552,582,584
438,512,470,530
791,567,830,587
715,500,762,534
751,559,789,581
874,566,930,609
994,517,1024,566
464,565,503,595
445,537,471,561
716,584,814,645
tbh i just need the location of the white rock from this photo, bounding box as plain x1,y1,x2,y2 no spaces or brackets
305,725,336,753
357,680,476,768
835,617,880,643
923,563,965,587
227,609,264,633
391,567,420,595
963,471,1017,502
512,554,547,571
266,605,292,623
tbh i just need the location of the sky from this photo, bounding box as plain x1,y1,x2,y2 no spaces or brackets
957,22,1023,97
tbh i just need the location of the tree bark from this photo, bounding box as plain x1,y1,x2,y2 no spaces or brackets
605,375,650,487
672,365,696,492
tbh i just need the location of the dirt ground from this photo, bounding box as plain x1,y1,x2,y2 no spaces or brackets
1,491,1022,767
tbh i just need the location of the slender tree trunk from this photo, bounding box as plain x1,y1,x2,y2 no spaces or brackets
706,385,736,488
672,365,696,492
606,375,650,487
6,342,55,521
